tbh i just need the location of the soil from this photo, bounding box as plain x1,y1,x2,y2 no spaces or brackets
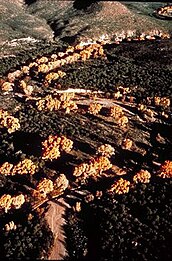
45,199,69,260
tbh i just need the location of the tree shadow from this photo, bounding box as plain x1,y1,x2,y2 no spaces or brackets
24,0,37,6
13,131,42,157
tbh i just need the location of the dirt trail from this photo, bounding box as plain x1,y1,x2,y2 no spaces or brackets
45,198,70,260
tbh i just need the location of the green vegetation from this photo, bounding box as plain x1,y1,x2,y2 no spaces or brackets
65,178,172,260
0,209,54,259
0,38,171,260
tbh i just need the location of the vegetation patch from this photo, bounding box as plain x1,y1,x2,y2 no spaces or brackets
0,38,171,259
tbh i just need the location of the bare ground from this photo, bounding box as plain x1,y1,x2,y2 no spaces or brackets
45,199,70,260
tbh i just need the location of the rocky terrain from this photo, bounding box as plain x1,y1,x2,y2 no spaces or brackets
0,1,171,260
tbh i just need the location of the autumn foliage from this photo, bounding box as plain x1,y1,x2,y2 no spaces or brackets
158,160,172,178
0,109,20,133
108,178,130,194
42,134,73,160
